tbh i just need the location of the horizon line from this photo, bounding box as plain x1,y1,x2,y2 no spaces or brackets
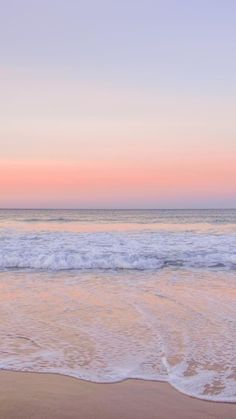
0,208,235,211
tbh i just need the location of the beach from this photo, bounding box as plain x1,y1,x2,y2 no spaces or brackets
0,209,235,410
0,371,236,419
2,0,236,415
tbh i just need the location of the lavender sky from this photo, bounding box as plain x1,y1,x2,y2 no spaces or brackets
0,0,236,208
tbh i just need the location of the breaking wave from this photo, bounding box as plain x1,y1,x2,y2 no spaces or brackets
0,230,235,271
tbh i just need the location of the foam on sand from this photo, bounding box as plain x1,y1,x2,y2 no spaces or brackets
0,269,235,402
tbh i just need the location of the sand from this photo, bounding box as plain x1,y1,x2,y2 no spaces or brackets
0,371,235,418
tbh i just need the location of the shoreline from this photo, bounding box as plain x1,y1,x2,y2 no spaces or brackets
1,368,235,404
0,371,235,419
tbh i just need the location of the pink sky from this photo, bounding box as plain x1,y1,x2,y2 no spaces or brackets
1,2,236,208
1,71,236,208
1,157,235,208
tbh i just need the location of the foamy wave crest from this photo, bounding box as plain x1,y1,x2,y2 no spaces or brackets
0,230,235,271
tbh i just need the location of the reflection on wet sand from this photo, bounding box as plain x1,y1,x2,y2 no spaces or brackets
0,268,235,402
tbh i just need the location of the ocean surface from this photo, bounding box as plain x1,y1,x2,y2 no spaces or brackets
0,209,235,402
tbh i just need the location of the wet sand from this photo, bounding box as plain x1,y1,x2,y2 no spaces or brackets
0,371,235,419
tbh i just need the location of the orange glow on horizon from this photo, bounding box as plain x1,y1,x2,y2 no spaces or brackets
0,158,235,207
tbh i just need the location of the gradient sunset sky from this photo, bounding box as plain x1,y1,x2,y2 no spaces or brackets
1,0,236,208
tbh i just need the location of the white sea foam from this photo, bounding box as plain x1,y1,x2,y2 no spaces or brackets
0,230,235,271
0,210,235,402
0,269,235,402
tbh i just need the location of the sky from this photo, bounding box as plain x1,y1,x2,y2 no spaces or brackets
0,0,236,208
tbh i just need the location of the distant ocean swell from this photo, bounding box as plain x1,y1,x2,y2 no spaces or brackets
0,231,235,271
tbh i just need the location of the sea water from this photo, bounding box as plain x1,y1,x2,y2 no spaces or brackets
0,209,235,401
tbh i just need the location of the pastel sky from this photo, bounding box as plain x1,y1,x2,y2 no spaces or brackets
0,0,236,208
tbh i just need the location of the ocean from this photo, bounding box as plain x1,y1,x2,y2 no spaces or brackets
0,209,235,402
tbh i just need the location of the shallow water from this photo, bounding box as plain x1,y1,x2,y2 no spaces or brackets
0,209,235,401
